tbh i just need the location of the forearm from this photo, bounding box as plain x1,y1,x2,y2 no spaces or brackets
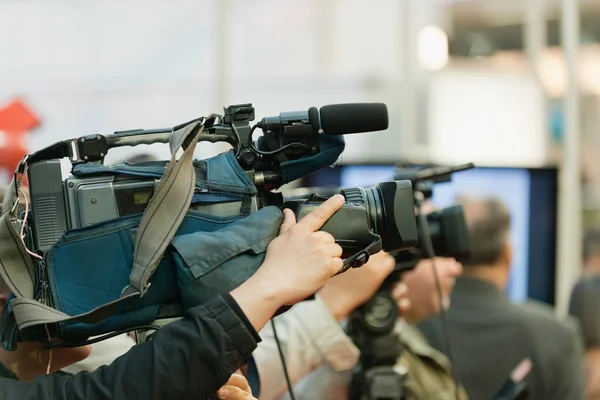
254,297,359,400
0,295,259,400
230,275,282,333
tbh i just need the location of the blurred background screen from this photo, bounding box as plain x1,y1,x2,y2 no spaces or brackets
303,165,558,305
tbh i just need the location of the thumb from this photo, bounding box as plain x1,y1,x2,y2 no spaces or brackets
217,386,252,399
279,209,296,233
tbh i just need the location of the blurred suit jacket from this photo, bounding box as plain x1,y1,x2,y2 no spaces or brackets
418,277,585,400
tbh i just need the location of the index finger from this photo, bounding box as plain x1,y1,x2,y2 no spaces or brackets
297,194,345,231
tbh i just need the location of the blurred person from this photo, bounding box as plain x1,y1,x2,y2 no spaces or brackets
254,213,469,399
582,229,600,276
253,251,397,400
419,196,585,400
0,190,348,399
569,229,600,399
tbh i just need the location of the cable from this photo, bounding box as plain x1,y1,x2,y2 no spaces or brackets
44,324,53,375
229,116,243,157
42,325,161,349
414,192,460,400
249,124,309,156
271,319,297,400
16,189,42,260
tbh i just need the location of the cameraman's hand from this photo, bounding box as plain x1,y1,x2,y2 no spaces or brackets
318,251,395,321
231,195,345,331
259,194,345,305
216,372,256,399
391,281,411,315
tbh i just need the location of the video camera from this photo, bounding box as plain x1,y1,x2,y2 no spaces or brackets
392,163,474,272
348,163,474,400
26,103,417,258
0,102,424,348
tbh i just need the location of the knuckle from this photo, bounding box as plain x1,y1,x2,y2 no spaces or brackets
311,208,326,221
323,232,335,243
331,258,343,272
311,232,323,243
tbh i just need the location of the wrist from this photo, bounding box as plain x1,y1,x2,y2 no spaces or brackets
318,291,354,321
230,272,283,332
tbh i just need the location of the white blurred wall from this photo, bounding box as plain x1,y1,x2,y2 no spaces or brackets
0,0,408,174
427,68,547,167
0,0,550,182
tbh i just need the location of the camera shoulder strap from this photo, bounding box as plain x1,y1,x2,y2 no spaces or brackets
123,117,208,297
0,115,216,330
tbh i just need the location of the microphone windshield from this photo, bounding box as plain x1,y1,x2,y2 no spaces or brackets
319,103,389,135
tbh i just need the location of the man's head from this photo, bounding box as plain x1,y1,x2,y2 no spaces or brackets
583,229,600,274
456,196,512,287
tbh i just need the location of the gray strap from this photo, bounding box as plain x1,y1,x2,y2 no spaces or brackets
1,165,25,218
125,118,208,295
0,207,35,299
0,116,214,331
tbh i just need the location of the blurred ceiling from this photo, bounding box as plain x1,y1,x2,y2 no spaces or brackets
446,0,600,56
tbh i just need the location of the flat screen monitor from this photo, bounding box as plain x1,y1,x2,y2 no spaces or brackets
302,165,558,305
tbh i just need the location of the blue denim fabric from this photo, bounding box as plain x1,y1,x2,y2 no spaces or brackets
43,151,275,340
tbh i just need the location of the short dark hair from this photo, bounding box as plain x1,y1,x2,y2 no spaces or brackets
583,229,600,261
456,196,511,266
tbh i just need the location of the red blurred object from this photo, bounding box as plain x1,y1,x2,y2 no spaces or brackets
0,99,40,184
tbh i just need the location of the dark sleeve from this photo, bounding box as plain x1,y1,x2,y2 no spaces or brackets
569,278,600,348
0,294,259,400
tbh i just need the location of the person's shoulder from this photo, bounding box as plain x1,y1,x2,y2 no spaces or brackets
570,275,600,303
398,321,452,369
515,300,580,345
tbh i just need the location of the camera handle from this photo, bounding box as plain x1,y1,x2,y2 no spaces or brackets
348,283,407,400
350,365,408,400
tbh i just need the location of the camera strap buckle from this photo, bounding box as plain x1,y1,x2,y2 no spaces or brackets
338,237,383,274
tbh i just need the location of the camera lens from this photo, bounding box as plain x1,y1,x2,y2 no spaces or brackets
341,181,418,253
425,205,471,261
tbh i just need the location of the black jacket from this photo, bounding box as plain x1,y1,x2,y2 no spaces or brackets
418,277,585,400
0,294,260,400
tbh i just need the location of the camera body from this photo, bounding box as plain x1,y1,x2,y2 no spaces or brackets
25,102,416,258
1,101,422,349
27,160,261,252
283,181,418,256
